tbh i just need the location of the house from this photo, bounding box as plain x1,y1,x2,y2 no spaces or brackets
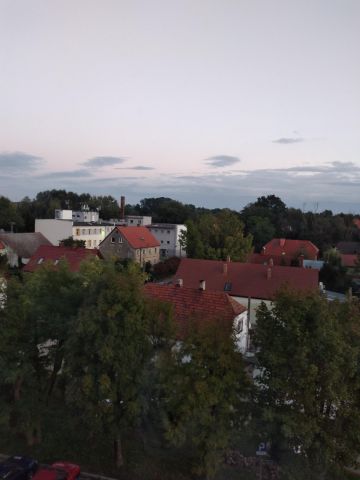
0,232,52,267
99,226,160,266
261,238,319,264
23,245,100,273
146,223,186,258
336,241,360,255
144,282,248,353
35,218,115,248
175,258,319,326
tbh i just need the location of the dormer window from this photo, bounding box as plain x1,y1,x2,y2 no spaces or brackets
54,259,59,265
37,258,44,264
224,282,232,292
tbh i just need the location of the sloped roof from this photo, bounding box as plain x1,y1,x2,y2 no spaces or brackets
340,254,358,268
0,232,52,259
262,238,319,258
337,241,360,255
247,253,292,266
144,283,246,337
175,258,319,300
115,226,160,248
23,245,99,273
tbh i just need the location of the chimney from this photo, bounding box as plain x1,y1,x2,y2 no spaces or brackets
267,267,272,280
176,278,183,287
199,279,206,291
280,238,286,247
223,263,228,275
268,258,274,267
262,246,266,254
226,255,231,263
120,196,125,220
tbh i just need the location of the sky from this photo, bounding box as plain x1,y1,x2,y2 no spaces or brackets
1,0,359,212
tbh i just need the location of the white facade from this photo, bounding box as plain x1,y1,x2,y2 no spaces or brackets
35,219,114,248
233,310,249,353
232,296,272,328
147,224,187,258
35,219,73,246
55,209,100,222
125,215,152,226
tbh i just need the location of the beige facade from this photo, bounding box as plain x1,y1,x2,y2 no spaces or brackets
99,228,160,266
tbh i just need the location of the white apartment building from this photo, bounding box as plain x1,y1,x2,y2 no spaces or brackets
146,224,186,258
35,219,114,248
55,208,100,223
124,215,152,226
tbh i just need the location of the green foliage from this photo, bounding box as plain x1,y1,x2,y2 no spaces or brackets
160,319,250,479
0,195,24,231
254,290,360,478
183,210,253,261
60,236,86,248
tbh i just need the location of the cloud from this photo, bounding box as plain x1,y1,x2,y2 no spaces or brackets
0,151,44,173
273,137,304,144
81,156,126,167
116,165,155,171
37,169,92,179
205,155,241,167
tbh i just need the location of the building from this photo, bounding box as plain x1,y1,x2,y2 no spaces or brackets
55,207,100,223
175,258,319,326
124,215,152,226
99,226,160,266
144,282,248,353
23,245,100,273
261,238,319,264
0,232,52,267
35,219,115,248
147,223,186,258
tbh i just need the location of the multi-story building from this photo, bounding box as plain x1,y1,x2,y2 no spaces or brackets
55,207,100,223
124,215,152,226
35,219,115,248
99,226,160,266
146,223,186,258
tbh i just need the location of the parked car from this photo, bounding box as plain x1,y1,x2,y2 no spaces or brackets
0,456,38,480
32,463,80,480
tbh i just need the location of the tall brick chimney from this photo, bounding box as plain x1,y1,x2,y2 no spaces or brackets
120,196,125,220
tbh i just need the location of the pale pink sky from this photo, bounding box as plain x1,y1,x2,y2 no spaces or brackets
1,0,360,211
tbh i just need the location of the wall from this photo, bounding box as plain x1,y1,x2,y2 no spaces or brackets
35,219,73,246
147,224,187,257
233,311,249,353
232,296,272,328
72,224,114,248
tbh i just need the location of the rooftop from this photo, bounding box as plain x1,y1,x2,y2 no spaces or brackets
175,258,319,300
144,283,246,337
0,232,52,259
262,238,319,258
23,245,99,273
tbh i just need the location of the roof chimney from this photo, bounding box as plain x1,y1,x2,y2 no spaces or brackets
199,279,206,291
267,267,272,280
226,255,231,263
280,238,286,247
223,263,228,275
120,196,125,220
262,246,266,254
269,258,274,267
176,278,183,287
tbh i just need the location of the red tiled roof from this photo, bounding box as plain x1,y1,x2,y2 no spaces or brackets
115,226,160,249
23,245,99,273
247,253,292,266
262,238,319,260
144,283,246,337
341,254,358,268
175,258,319,300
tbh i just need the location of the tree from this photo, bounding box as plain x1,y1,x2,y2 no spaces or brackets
246,216,276,251
159,318,250,479
65,261,172,467
60,236,86,248
253,289,360,479
0,260,84,445
183,210,253,261
0,196,24,231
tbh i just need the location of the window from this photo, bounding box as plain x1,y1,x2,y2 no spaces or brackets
154,248,157,253
88,229,91,234
235,318,243,333
111,237,115,243
76,228,80,236
167,230,170,234
224,282,232,292
130,219,133,224
82,229,86,235
167,240,170,244
161,240,164,244
137,249,140,256
118,236,123,243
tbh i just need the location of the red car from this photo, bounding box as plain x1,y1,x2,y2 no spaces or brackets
32,463,80,480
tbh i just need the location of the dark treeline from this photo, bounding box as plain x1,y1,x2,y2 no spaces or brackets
1,191,359,254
